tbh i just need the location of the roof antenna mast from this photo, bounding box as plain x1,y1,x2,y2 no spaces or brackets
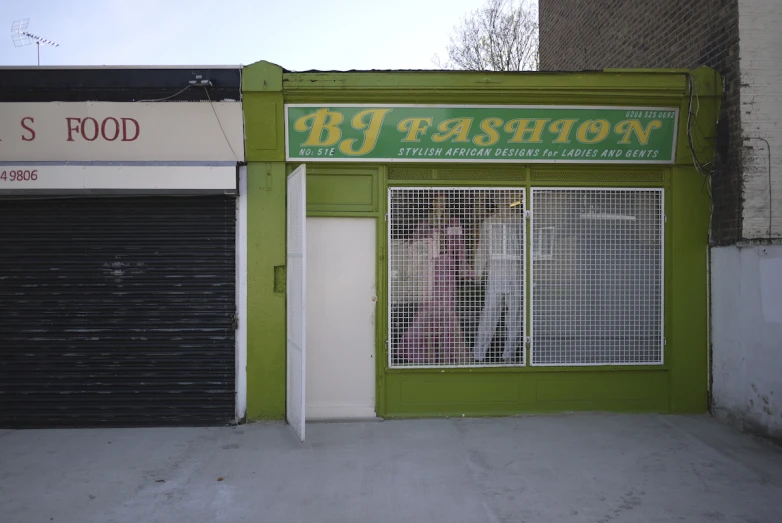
12,19,59,66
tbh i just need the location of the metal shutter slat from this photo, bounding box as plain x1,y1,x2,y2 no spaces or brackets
0,195,236,428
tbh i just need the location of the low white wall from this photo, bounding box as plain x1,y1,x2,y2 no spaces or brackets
711,244,782,440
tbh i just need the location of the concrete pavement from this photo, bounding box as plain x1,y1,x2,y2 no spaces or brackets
2,414,782,523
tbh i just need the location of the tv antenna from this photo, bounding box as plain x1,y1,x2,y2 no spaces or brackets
11,19,59,66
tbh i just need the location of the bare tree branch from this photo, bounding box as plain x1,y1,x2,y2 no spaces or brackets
439,0,539,72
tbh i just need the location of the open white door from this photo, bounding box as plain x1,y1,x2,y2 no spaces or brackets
286,165,306,441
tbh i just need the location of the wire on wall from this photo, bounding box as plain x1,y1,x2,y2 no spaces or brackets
135,84,192,103
685,73,718,243
685,73,716,193
203,87,241,162
743,136,775,240
131,82,240,162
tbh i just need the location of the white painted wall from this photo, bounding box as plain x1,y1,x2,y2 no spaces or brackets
739,0,782,239
710,0,782,442
711,245,782,440
0,165,236,193
235,166,248,422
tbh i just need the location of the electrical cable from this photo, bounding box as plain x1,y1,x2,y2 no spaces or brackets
685,73,715,182
743,136,775,239
684,72,718,246
133,83,239,161
136,84,192,103
203,87,241,162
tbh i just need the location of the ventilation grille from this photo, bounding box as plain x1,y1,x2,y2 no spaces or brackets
531,171,664,183
388,168,527,182
388,168,434,180
437,170,524,181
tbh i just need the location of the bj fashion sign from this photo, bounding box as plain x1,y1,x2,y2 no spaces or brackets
0,102,244,162
285,104,679,164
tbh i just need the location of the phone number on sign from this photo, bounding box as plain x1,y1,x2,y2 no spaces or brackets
1,170,39,181
625,110,676,119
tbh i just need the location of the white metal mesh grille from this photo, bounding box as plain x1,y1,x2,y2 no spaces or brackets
389,188,526,368
530,188,664,366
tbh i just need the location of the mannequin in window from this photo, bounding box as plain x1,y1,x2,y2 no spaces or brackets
399,192,467,364
472,192,524,362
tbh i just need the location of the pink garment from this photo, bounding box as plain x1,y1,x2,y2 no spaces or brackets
399,217,467,364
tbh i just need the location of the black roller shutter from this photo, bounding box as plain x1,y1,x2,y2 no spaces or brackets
0,195,236,428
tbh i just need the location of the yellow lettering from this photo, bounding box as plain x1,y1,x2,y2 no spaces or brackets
398,117,433,142
504,118,550,143
472,118,503,146
294,108,343,147
338,108,392,156
576,119,610,144
431,118,473,143
548,119,578,144
614,120,663,145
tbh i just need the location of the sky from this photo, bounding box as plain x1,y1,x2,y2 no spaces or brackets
0,0,487,70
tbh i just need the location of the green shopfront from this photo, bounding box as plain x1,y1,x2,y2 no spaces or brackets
242,61,720,439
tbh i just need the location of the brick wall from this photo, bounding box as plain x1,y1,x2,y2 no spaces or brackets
739,0,782,239
540,0,741,244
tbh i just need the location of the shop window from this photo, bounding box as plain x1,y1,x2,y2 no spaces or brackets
388,188,526,368
530,188,664,366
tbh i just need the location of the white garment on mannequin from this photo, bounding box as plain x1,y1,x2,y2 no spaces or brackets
473,209,524,362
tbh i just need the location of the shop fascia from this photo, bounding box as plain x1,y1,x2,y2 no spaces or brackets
287,105,679,163
0,101,243,190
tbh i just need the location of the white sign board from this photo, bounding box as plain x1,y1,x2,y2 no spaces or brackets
0,165,236,193
0,102,244,162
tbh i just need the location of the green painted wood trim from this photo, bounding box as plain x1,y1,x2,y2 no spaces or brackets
281,70,688,93
383,364,672,374
524,168,531,366
279,70,693,117
243,67,720,171
668,165,710,412
243,161,709,419
240,66,719,420
384,181,666,188
244,92,285,162
383,370,670,417
603,68,691,73
307,212,379,218
376,167,685,417
376,165,389,416
243,61,283,92
246,162,287,420
305,167,379,213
